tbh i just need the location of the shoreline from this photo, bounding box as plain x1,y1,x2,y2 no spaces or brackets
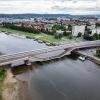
2,69,31,100
76,51,100,65
0,27,60,45
0,26,77,45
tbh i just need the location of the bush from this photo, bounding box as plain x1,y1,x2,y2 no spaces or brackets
68,24,72,31
54,33,63,39
0,69,6,81
96,48,100,58
68,35,73,39
52,25,66,31
77,32,82,37
63,31,72,36
93,33,99,40
83,32,93,41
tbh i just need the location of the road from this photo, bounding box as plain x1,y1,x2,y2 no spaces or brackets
0,40,100,66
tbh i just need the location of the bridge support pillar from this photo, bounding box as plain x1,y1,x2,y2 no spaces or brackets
24,60,32,66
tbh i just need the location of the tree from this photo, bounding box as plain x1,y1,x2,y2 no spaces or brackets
85,25,88,31
93,33,99,40
2,22,40,34
99,34,100,39
96,48,100,58
96,23,100,28
52,25,66,31
68,35,73,39
77,32,82,37
83,32,93,41
68,24,72,31
63,31,67,36
54,33,63,39
63,31,72,37
83,25,93,41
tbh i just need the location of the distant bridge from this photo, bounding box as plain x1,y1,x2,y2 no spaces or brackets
0,40,100,67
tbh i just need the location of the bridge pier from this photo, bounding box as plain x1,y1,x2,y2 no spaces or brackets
24,60,32,66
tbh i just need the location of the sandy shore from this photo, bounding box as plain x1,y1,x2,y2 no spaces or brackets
2,69,31,100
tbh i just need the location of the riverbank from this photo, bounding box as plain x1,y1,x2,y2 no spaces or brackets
0,69,6,100
0,26,76,45
1,69,31,100
76,51,100,65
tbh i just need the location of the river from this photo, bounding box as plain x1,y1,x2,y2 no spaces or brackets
0,32,47,54
0,32,100,100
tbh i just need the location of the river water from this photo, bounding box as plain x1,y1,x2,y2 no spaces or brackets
0,32,100,100
0,32,47,54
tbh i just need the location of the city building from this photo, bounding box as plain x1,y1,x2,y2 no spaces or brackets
92,28,100,35
72,25,86,36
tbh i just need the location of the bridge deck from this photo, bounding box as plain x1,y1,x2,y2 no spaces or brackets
0,40,100,66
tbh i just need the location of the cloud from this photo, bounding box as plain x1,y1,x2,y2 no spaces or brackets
0,0,99,14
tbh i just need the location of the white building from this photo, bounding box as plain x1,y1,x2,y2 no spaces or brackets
87,24,96,30
92,28,100,35
56,30,64,34
72,25,86,36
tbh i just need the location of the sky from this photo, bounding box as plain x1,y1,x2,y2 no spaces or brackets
0,0,100,15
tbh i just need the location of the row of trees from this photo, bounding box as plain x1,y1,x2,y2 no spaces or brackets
83,33,100,41
54,32,72,39
2,22,73,40
85,22,100,28
52,25,66,31
3,22,99,41
52,24,72,32
2,22,40,34
52,24,72,39
83,25,100,41
96,23,100,28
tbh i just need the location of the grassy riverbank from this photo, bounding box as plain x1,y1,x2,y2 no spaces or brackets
0,26,74,44
0,69,6,100
95,55,100,59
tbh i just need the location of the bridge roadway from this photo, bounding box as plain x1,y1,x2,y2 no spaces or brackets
0,40,100,66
